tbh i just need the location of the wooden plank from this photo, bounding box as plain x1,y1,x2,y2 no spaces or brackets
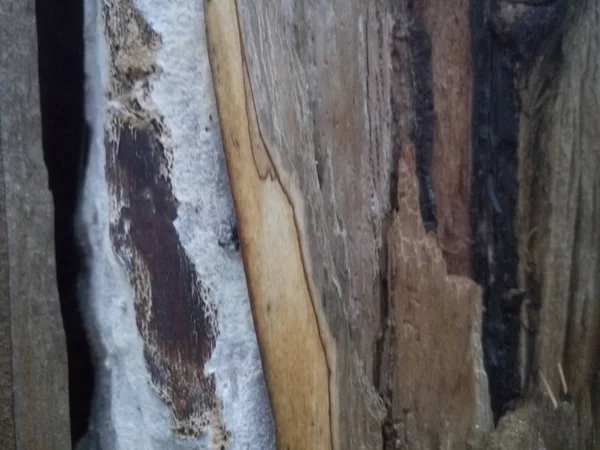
0,0,71,448
513,0,600,447
207,0,600,448
205,2,333,448
206,0,489,448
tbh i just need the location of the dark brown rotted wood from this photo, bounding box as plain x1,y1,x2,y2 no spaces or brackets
102,0,224,439
413,0,473,276
107,125,219,435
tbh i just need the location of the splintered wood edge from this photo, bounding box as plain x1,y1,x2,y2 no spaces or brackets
205,1,337,448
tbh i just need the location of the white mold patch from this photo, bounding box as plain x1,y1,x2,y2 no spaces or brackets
79,0,274,448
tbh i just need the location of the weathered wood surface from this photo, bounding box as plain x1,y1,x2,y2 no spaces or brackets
206,0,492,448
494,0,600,447
0,0,71,448
207,1,388,448
74,0,600,447
207,0,600,449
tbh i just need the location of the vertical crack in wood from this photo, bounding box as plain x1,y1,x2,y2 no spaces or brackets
107,124,221,437
471,0,522,421
407,19,438,233
470,0,569,422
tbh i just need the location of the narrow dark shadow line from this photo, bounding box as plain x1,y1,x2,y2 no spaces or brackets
34,0,93,446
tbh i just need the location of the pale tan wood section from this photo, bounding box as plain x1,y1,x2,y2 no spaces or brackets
206,0,396,447
208,1,394,447
387,144,492,449
205,2,334,448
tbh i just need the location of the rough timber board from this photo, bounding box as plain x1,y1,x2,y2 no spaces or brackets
515,0,600,447
208,0,600,448
206,0,493,448
205,1,333,448
0,0,70,447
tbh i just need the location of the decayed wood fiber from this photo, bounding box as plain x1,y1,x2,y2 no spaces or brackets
508,0,600,448
207,0,599,448
205,1,333,447
206,0,490,448
387,144,492,450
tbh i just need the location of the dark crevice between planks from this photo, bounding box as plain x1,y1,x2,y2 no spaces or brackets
34,0,92,446
470,0,569,423
407,18,437,233
388,6,437,232
375,239,396,450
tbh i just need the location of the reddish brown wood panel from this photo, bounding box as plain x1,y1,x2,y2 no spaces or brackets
417,0,473,276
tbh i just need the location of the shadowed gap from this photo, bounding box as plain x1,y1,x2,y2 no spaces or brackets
34,0,93,445
470,0,521,423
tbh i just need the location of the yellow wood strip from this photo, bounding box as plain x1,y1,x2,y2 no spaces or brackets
205,2,334,448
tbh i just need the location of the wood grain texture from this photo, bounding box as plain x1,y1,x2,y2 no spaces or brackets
515,0,600,447
0,0,70,447
416,0,472,276
206,0,395,448
208,0,599,448
206,0,491,448
387,144,491,449
205,2,333,448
